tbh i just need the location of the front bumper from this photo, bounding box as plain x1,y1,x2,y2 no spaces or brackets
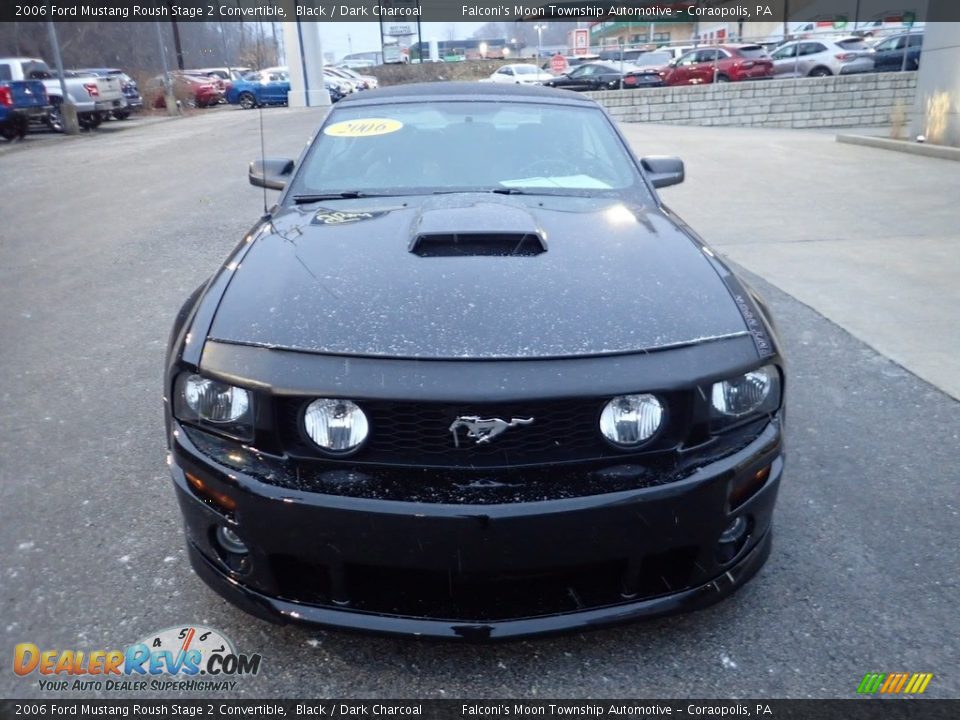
170,419,783,640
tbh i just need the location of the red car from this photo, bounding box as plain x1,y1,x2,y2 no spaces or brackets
149,73,223,109
657,44,774,85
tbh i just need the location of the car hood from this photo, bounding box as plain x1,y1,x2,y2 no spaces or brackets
208,195,748,359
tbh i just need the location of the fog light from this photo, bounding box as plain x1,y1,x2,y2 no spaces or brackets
599,394,664,448
216,525,249,555
717,516,749,564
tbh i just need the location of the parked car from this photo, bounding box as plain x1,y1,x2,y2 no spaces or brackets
544,62,662,91
657,45,774,85
486,63,553,85
323,68,356,95
629,51,674,69
597,48,650,63
325,65,376,91
191,67,252,83
325,79,345,103
183,70,229,98
336,65,378,90
76,68,143,117
769,38,874,77
658,45,696,62
871,32,923,72
225,69,290,109
540,55,601,75
0,79,50,140
166,82,785,640
0,57,126,131
147,73,223,109
620,66,667,89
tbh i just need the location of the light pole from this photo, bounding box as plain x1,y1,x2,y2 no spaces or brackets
534,23,547,59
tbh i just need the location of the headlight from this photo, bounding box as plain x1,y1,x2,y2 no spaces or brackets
174,374,253,440
599,394,664,448
710,365,780,424
303,399,369,455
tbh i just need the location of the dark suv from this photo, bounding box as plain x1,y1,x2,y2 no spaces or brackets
871,32,923,72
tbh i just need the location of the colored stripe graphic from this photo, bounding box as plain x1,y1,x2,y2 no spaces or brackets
857,673,885,693
858,673,933,694
917,674,934,693
893,673,909,693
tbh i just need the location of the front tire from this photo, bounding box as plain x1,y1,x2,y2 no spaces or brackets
113,109,131,120
238,92,256,110
715,74,731,83
809,67,832,77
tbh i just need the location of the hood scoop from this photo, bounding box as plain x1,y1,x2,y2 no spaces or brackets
409,201,547,257
410,232,546,257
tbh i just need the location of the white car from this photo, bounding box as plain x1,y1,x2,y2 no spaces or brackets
322,68,356,94
770,37,874,77
486,64,553,85
659,46,696,62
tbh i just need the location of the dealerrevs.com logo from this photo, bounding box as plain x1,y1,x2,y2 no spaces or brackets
13,626,262,693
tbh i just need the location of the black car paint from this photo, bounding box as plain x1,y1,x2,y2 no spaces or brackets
165,83,785,639
207,198,749,359
545,63,663,91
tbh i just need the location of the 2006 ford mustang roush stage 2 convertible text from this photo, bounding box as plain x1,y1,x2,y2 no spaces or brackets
164,83,785,640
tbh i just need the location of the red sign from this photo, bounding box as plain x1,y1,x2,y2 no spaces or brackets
573,28,589,56
550,54,568,74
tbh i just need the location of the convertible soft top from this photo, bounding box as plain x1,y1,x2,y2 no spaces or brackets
338,80,597,104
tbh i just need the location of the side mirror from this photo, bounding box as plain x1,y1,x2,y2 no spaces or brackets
641,156,685,188
249,158,294,190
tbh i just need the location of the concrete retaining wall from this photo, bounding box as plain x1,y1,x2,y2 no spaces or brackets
587,73,917,129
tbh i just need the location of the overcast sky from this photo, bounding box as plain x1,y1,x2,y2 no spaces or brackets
317,22,491,58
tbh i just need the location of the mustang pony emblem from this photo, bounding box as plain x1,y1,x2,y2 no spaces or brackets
449,416,534,447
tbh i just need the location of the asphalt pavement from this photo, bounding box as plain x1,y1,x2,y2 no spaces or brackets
1,107,958,699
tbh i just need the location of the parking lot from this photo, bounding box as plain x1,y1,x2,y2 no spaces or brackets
1,107,958,698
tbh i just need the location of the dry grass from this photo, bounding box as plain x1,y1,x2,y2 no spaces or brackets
889,101,907,140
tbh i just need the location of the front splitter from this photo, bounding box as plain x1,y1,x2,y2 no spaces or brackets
186,529,772,642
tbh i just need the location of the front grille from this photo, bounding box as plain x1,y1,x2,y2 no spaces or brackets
277,395,689,468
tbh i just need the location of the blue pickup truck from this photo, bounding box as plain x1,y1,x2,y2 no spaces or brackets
0,79,50,140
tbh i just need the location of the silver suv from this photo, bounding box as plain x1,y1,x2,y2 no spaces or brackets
770,37,874,77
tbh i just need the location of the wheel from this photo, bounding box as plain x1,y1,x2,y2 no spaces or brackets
78,113,102,130
46,99,64,133
1,124,19,141
238,92,256,110
113,109,131,120
809,67,831,77
715,74,731,83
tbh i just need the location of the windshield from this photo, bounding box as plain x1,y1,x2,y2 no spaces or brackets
22,61,52,79
290,101,645,199
738,46,769,58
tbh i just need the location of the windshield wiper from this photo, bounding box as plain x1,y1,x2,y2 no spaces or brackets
292,191,400,204
431,187,541,196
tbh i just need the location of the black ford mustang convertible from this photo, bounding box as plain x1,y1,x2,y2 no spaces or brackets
164,83,785,640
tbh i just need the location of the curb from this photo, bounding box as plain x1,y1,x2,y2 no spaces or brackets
836,133,960,162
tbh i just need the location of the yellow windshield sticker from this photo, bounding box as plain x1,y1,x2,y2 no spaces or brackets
323,118,403,138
